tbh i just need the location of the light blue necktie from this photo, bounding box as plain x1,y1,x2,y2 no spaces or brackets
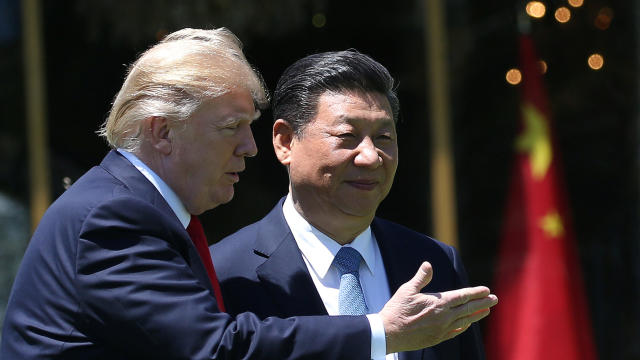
334,247,369,315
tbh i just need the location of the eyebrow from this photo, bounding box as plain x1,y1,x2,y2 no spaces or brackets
337,115,395,127
219,110,262,126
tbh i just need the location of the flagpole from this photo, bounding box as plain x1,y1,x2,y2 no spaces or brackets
22,0,51,234
423,0,458,248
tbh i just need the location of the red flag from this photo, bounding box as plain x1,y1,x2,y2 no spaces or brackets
485,34,598,360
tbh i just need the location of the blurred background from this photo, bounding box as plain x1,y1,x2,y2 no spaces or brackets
1,0,638,358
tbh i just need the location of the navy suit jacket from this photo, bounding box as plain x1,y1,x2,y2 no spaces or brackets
0,151,371,359
211,198,487,360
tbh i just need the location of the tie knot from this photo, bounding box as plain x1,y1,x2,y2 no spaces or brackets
187,214,201,230
333,247,363,276
187,215,206,244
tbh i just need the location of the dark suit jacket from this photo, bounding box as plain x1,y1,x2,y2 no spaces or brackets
0,151,371,359
211,198,486,360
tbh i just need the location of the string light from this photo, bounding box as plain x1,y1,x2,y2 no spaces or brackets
587,54,604,70
555,7,571,23
506,69,522,85
526,1,546,18
567,0,584,8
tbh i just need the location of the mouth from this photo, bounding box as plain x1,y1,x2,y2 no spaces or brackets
345,179,379,191
226,172,241,183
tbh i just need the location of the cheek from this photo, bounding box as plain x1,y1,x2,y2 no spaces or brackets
317,157,348,183
189,158,222,187
388,156,399,174
384,147,399,170
380,156,398,189
386,162,398,185
205,145,229,171
290,163,318,186
291,142,347,181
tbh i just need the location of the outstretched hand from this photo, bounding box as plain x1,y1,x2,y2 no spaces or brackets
380,262,498,354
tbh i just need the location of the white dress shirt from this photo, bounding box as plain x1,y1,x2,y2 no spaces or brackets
283,194,398,360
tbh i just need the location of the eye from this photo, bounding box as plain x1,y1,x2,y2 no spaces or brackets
337,132,356,139
377,133,394,141
219,122,242,133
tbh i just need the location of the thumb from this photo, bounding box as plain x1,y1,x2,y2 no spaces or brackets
406,261,433,293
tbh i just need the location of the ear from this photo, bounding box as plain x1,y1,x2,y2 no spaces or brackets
145,116,172,155
273,119,294,166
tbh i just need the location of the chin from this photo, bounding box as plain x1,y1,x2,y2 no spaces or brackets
338,197,381,214
215,190,235,206
340,204,379,218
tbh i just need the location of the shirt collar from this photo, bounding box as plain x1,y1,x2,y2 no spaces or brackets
282,193,377,279
117,149,191,229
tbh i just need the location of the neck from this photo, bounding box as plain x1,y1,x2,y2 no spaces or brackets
133,148,198,215
292,200,374,246
131,148,160,175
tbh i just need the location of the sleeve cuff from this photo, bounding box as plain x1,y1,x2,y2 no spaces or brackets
366,313,387,359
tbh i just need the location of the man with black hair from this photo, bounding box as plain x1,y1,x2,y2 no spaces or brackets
212,50,495,360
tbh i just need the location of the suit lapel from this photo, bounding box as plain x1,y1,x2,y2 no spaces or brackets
254,199,328,317
373,219,426,360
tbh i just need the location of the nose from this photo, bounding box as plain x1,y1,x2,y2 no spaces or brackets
353,137,382,168
235,125,258,157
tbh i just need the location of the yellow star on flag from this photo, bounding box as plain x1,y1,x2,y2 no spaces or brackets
516,103,552,180
539,211,564,238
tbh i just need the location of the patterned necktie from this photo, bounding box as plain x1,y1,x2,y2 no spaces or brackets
187,215,226,312
333,247,369,315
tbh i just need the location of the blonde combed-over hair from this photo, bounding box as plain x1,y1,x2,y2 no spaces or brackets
98,27,268,152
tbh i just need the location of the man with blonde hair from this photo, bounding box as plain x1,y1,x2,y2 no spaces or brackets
1,28,496,359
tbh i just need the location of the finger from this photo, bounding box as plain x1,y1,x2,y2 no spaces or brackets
452,294,498,317
450,324,471,335
406,262,433,292
443,324,471,342
451,294,498,318
443,286,492,308
450,308,492,330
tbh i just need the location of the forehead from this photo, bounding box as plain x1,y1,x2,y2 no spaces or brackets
194,88,259,123
313,90,393,126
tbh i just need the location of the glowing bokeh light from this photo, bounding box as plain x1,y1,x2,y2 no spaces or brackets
538,60,548,74
312,13,327,28
526,1,546,18
506,68,522,85
555,7,571,23
568,0,584,8
594,7,613,30
587,53,604,70
62,177,73,190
